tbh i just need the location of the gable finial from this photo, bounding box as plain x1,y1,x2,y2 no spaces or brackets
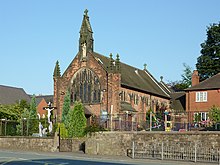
160,76,163,82
84,9,88,16
116,54,120,72
144,63,147,70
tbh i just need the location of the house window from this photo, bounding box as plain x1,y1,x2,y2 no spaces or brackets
196,92,207,102
194,112,208,121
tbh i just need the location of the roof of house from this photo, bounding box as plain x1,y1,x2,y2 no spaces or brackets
0,85,31,105
34,95,54,105
170,92,186,111
93,52,170,99
185,73,220,91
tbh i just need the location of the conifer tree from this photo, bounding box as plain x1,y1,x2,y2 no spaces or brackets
66,101,86,137
28,95,38,135
62,91,70,124
196,23,220,81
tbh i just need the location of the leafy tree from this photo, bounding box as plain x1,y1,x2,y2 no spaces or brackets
208,105,220,124
0,99,29,121
168,80,189,91
66,101,86,137
181,63,193,87
196,23,220,81
168,63,193,90
62,91,70,124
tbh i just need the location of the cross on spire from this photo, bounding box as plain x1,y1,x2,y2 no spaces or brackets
79,9,93,52
84,9,88,16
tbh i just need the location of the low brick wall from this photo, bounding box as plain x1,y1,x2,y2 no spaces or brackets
0,134,59,152
85,131,220,156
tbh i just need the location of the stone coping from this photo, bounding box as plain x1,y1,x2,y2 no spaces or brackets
90,131,220,135
0,136,54,139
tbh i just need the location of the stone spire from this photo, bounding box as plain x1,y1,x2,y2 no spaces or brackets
79,9,94,53
53,60,61,78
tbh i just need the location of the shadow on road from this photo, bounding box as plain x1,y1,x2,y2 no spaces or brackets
0,158,135,165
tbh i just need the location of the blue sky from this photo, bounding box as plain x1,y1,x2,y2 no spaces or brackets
0,1,220,95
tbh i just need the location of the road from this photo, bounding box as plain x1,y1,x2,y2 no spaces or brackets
0,149,214,165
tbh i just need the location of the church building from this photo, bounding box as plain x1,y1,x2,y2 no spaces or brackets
53,10,170,127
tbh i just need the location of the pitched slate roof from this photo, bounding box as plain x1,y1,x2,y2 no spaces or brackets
34,95,54,105
0,85,31,105
93,52,170,99
158,80,172,95
170,92,186,111
185,73,220,91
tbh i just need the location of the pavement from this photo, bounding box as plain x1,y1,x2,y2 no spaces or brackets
0,149,217,165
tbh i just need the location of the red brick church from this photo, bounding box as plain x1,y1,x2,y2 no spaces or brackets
53,10,170,127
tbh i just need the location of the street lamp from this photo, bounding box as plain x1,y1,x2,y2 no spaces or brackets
22,118,27,136
1,119,6,136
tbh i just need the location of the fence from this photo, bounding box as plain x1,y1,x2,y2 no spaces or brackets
92,110,217,132
0,111,218,136
128,141,220,164
0,118,56,136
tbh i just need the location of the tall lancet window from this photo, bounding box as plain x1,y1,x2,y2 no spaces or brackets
70,68,101,104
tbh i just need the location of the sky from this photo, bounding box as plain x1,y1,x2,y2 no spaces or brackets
0,1,220,95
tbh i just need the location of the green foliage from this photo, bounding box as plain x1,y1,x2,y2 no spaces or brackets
56,123,68,138
196,23,220,81
0,100,29,120
62,91,70,124
29,95,37,119
146,109,153,121
168,63,193,90
27,95,38,135
66,101,87,137
84,124,106,136
181,63,193,87
208,105,220,124
16,108,30,135
194,113,201,122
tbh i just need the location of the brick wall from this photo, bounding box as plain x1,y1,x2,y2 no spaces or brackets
37,99,48,118
186,89,220,112
54,52,108,120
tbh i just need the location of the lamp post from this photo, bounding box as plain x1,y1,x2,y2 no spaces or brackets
43,102,57,133
22,118,27,136
1,119,6,136
0,119,2,136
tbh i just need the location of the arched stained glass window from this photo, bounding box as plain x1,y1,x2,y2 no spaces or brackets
70,68,101,103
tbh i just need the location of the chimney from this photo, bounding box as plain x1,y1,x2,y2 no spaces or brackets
191,70,199,86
